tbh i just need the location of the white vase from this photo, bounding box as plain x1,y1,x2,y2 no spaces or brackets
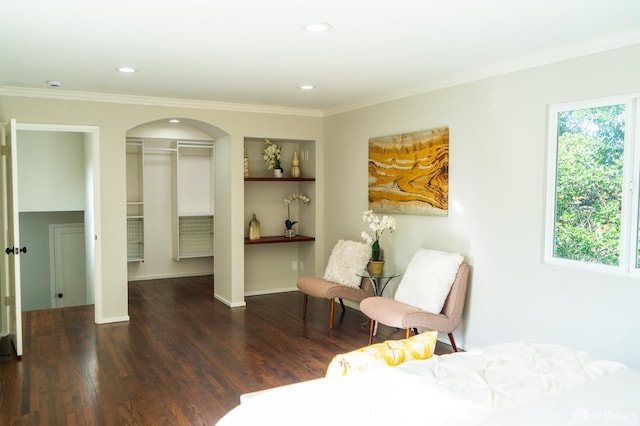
274,169,283,178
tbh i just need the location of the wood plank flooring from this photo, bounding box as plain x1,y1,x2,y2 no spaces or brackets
1,275,452,425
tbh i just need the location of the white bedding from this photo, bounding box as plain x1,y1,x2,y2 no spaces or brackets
216,341,640,425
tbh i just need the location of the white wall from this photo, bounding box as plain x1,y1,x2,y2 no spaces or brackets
323,44,640,368
17,130,85,212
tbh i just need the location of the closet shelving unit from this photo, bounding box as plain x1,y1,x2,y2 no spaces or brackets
125,138,215,263
173,141,215,260
126,141,144,262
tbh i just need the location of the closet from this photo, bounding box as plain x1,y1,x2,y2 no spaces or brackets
126,137,215,280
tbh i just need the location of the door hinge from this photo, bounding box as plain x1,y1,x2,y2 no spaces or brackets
4,296,13,306
0,146,6,156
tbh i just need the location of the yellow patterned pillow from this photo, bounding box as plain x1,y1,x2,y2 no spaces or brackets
325,331,438,377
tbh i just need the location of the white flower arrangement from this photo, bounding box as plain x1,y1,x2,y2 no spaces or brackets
263,139,282,170
361,209,396,261
284,193,311,229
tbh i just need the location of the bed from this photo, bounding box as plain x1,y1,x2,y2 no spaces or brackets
216,340,640,425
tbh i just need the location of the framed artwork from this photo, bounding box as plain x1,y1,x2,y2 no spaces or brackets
368,127,449,216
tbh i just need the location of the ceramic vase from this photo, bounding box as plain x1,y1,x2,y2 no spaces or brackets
274,168,283,178
284,228,296,238
291,151,301,178
368,260,385,276
243,146,249,177
249,214,261,240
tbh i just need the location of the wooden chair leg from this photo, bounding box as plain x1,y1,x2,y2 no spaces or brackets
302,294,308,319
448,333,458,352
329,298,335,329
405,328,411,339
368,319,375,345
338,298,345,312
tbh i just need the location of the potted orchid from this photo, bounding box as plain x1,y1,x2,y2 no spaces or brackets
361,210,396,274
284,193,311,237
263,139,283,176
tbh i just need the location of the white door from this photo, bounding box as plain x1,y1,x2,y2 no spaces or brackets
51,224,86,308
1,119,23,356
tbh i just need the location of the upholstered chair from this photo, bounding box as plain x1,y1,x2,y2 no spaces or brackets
296,239,373,328
297,277,374,328
360,250,470,351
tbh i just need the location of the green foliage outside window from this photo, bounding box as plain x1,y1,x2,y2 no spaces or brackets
554,104,625,266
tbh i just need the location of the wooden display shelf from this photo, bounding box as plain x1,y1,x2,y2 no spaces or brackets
244,177,315,182
244,235,315,245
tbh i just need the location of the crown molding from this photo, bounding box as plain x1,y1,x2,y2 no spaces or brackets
0,86,324,118
324,28,640,116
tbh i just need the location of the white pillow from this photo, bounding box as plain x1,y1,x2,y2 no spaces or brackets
323,239,371,288
394,249,463,314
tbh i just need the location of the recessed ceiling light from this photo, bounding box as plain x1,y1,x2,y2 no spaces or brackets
299,85,315,90
47,80,63,87
116,66,137,73
169,119,180,123
303,22,332,33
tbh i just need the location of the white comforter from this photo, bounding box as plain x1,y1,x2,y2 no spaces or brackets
216,341,640,425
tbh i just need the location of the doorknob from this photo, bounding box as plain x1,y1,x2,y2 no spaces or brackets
18,247,27,254
57,293,63,298
5,247,15,255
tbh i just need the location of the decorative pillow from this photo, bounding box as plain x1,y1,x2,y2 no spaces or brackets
393,249,463,314
325,331,438,377
323,239,371,288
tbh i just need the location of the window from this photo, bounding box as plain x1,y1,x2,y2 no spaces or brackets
545,95,640,274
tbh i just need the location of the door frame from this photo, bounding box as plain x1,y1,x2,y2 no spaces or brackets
14,122,102,323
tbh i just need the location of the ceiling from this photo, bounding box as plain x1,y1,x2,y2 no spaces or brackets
1,0,640,115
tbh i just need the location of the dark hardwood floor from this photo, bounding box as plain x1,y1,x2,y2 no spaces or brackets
1,275,453,425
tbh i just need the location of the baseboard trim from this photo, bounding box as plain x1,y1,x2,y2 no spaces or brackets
95,315,130,324
244,287,298,297
128,272,214,281
213,294,246,308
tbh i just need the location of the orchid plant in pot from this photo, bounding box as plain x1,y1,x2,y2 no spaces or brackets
263,139,283,177
361,209,396,274
284,193,311,237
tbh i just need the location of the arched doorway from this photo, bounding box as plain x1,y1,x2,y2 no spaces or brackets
124,118,229,283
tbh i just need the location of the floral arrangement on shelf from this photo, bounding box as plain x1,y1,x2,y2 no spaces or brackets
263,139,282,170
361,209,396,261
284,193,311,230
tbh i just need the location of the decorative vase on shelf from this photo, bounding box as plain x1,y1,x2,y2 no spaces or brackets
248,214,261,240
368,260,385,276
274,168,283,178
243,146,249,177
291,151,301,178
284,228,296,238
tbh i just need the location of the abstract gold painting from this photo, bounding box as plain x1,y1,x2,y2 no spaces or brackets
368,127,449,216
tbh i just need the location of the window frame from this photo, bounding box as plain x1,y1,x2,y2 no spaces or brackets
544,94,639,276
